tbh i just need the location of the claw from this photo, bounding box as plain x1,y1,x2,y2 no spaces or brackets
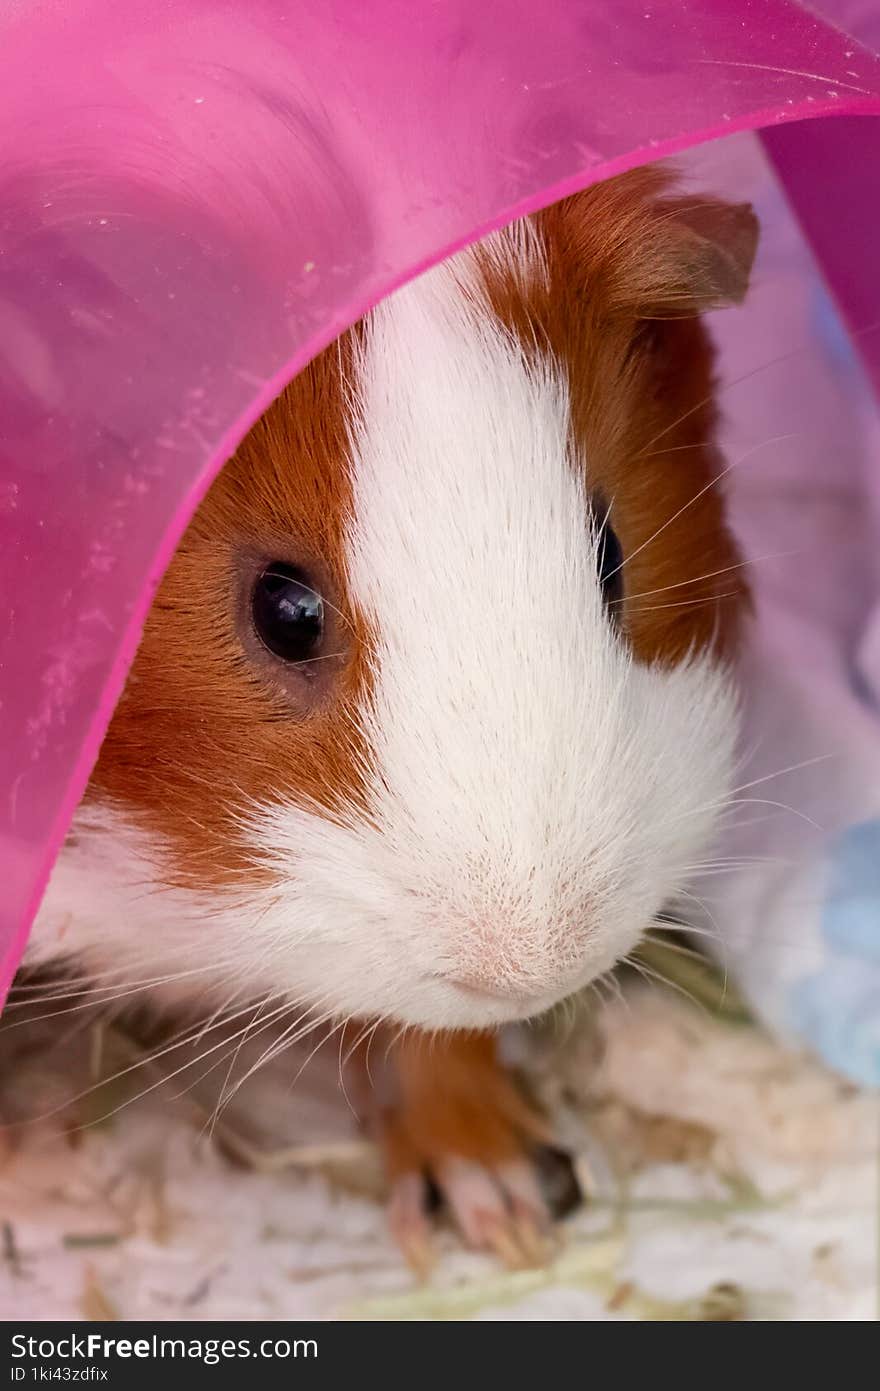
388,1172,435,1282
398,1225,436,1281
500,1158,556,1265
477,1210,531,1269
510,1206,553,1266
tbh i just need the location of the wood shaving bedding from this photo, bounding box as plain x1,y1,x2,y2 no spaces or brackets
0,978,876,1321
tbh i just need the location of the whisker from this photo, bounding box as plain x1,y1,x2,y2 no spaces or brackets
3,996,291,1131
284,1017,356,1113
632,320,860,458
336,1019,362,1121
718,797,823,831
604,434,797,588
200,994,277,1125
0,968,241,1033
607,548,800,607
724,755,834,799
168,1005,289,1107
210,997,341,1117
70,998,302,1134
363,1019,382,1087
341,1017,380,1073
624,954,711,1019
4,956,240,1013
624,589,742,614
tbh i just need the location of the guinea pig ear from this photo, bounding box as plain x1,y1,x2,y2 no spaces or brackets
647,196,759,316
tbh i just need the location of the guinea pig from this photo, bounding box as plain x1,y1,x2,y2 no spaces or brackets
26,164,756,1266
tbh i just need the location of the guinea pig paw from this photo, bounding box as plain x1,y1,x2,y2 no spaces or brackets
360,1028,559,1274
432,1154,555,1269
386,1147,556,1275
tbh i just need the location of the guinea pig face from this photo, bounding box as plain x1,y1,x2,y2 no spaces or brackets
82,167,756,1030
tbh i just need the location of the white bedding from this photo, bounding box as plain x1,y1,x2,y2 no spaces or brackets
1,982,874,1321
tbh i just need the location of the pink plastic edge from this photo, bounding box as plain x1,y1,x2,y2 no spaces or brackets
5,94,880,1003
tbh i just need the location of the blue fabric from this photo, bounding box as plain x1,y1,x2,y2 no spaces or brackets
790,820,880,1086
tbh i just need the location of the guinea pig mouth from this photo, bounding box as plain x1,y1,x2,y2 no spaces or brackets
437,974,537,1008
426,972,555,1023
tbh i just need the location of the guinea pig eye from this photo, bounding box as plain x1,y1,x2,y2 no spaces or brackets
594,507,624,607
252,563,325,663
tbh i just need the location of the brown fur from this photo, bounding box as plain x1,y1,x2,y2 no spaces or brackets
87,333,375,889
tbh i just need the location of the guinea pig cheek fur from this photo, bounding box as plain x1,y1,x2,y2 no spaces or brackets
235,236,740,1031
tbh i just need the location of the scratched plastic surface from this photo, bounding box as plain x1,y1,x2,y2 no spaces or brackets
2,0,880,996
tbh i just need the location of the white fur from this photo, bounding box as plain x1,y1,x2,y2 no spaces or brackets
31,226,739,1031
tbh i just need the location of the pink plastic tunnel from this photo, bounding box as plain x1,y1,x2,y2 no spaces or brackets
2,0,880,999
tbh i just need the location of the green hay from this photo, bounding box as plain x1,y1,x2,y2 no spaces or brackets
341,1238,766,1321
632,934,752,1022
